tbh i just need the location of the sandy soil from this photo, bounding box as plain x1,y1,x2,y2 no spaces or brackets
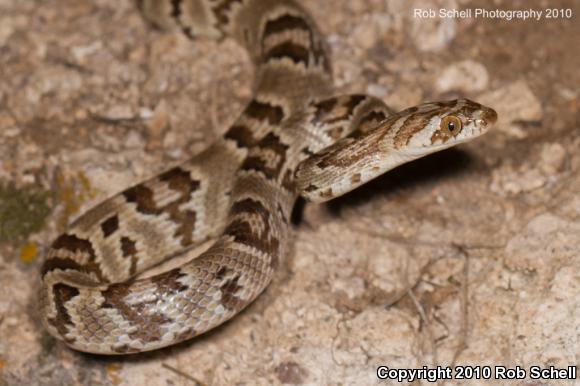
0,0,578,385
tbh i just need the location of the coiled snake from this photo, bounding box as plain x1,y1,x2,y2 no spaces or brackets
39,0,497,354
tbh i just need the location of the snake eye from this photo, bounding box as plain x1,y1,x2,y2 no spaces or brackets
440,115,462,136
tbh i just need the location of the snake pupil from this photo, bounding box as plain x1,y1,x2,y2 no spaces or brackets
448,121,455,131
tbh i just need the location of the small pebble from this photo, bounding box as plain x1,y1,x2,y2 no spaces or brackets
539,143,566,176
435,60,489,93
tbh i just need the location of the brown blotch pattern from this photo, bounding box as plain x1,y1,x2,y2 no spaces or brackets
100,215,119,238
123,185,158,215
170,0,185,21
51,233,96,258
312,97,337,124
342,95,368,116
281,169,295,191
225,124,257,148
265,42,310,67
225,198,280,256
124,167,200,246
159,167,200,192
313,95,367,126
245,99,284,125
48,283,80,343
44,234,105,281
40,0,352,353
264,13,310,37
220,274,243,310
150,268,189,294
242,132,289,180
261,12,329,71
100,269,187,343
41,257,84,277
168,0,194,39
215,266,232,281
120,236,138,276
355,110,388,134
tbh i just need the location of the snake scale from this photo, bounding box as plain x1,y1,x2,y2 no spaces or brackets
39,0,497,354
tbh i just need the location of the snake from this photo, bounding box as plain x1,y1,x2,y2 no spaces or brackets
39,0,497,355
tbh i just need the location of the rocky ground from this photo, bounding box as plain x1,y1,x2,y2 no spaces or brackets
0,0,578,385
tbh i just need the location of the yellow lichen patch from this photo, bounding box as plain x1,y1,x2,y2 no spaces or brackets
77,171,96,201
19,241,38,263
55,170,96,230
0,183,51,245
106,363,122,385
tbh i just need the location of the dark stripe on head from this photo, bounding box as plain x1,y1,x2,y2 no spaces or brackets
393,109,442,149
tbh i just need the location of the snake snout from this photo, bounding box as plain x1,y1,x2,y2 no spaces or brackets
475,106,498,129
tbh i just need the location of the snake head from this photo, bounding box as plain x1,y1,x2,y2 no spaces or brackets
391,98,497,157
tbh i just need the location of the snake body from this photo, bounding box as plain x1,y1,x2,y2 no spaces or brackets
39,0,497,354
